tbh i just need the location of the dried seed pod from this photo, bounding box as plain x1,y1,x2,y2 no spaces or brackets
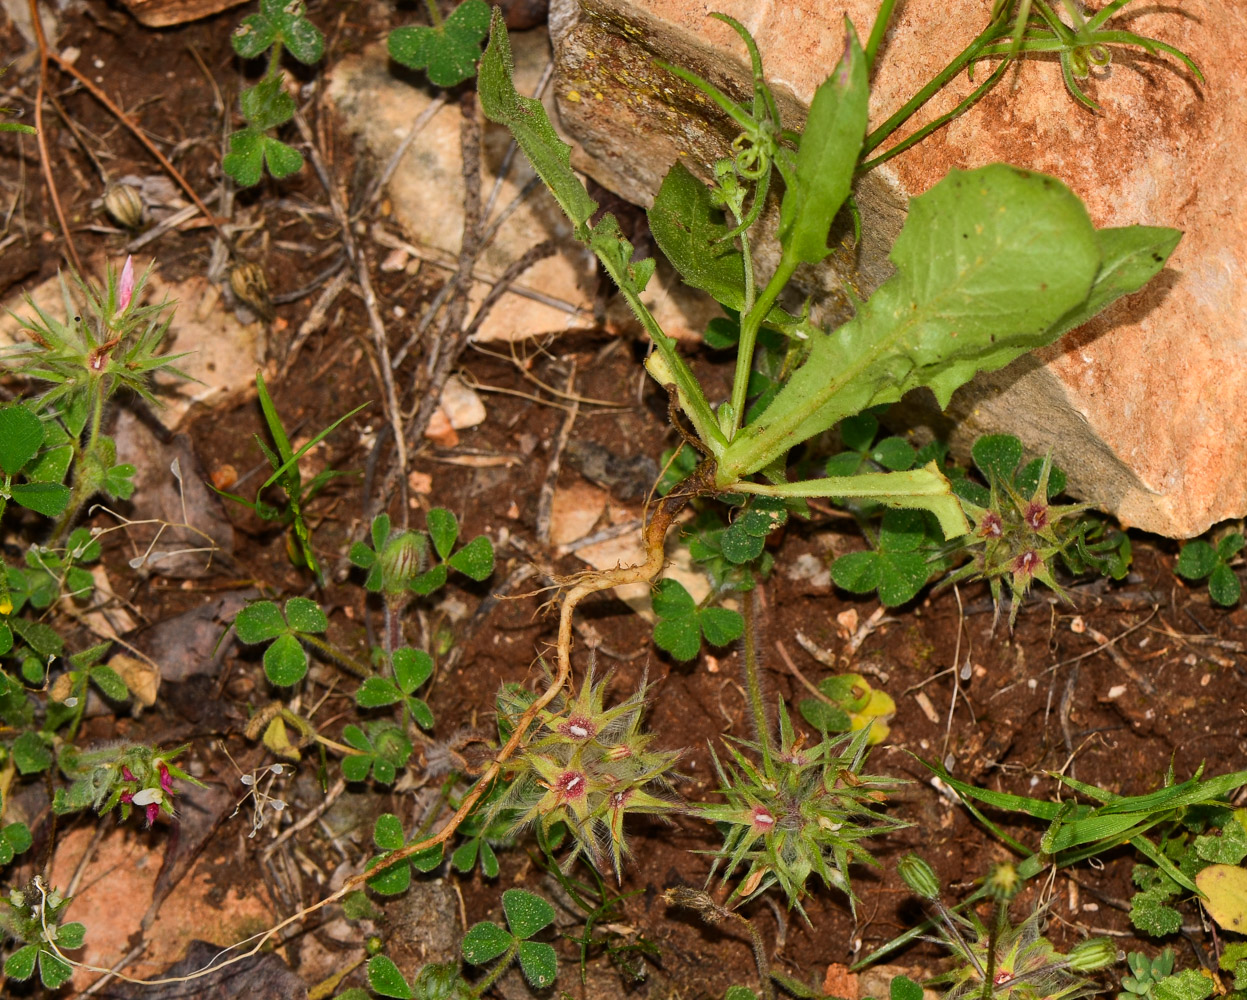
229,261,274,321
104,183,144,230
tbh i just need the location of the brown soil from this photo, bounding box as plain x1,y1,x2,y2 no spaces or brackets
1,2,1245,999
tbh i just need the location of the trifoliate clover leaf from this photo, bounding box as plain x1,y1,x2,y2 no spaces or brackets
224,128,304,187
502,888,555,939
651,579,744,661
232,0,324,64
389,0,491,88
462,921,512,965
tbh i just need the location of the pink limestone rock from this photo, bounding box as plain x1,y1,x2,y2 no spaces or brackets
547,0,1243,537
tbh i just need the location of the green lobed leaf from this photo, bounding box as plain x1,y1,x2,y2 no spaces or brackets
799,698,852,732
447,535,494,581
90,665,129,701
358,675,405,711
0,403,44,475
503,888,556,939
264,633,308,686
235,601,287,643
972,434,1024,484
392,647,434,694
720,523,765,564
374,813,406,851
653,616,700,661
388,0,491,88
651,578,696,618
461,921,513,965
367,955,414,999
39,950,74,989
778,21,869,264
1176,541,1217,581
285,596,328,633
11,481,71,516
831,550,881,593
890,975,924,1000
876,550,932,606
700,606,744,647
517,939,558,989
426,508,459,561
1154,969,1216,1000
411,563,449,596
407,697,435,730
1130,889,1183,937
721,165,1103,480
1208,563,1241,607
366,855,412,895
5,943,38,980
410,843,444,872
2,821,33,855
13,731,53,774
57,922,86,949
871,436,917,471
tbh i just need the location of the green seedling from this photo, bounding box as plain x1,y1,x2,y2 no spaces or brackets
796,672,896,745
896,855,1116,1000
389,0,490,88
356,646,436,730
341,720,413,785
1119,949,1175,1000
227,0,324,185
479,8,1183,590
1176,532,1243,607
0,880,85,990
214,371,366,584
350,509,494,599
650,577,744,662
8,257,186,535
352,889,559,999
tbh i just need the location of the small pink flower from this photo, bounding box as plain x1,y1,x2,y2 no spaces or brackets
121,766,136,783
120,790,134,805
117,256,135,313
159,762,173,794
145,802,160,826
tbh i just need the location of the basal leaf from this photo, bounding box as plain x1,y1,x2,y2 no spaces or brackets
722,165,1102,480
367,955,414,999
478,9,597,227
778,20,869,264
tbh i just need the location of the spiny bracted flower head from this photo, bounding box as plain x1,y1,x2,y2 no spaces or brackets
12,259,189,414
56,742,201,827
491,667,680,880
695,701,905,918
950,447,1091,631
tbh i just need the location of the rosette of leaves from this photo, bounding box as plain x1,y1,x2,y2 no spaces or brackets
1118,949,1175,1000
491,669,679,877
227,0,324,185
650,578,744,662
0,882,86,990
1176,532,1243,607
389,0,491,88
697,707,905,916
351,510,494,598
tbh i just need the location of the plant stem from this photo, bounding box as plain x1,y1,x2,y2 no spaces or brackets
314,734,369,757
423,0,444,29
740,588,774,774
728,253,798,440
300,633,371,678
980,900,1003,1000
265,41,285,81
471,941,518,998
724,908,776,1000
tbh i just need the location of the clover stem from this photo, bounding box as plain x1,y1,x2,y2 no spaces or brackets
980,899,1003,1000
314,733,369,757
422,0,444,29
470,940,519,998
299,633,370,678
740,588,774,774
265,40,284,82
